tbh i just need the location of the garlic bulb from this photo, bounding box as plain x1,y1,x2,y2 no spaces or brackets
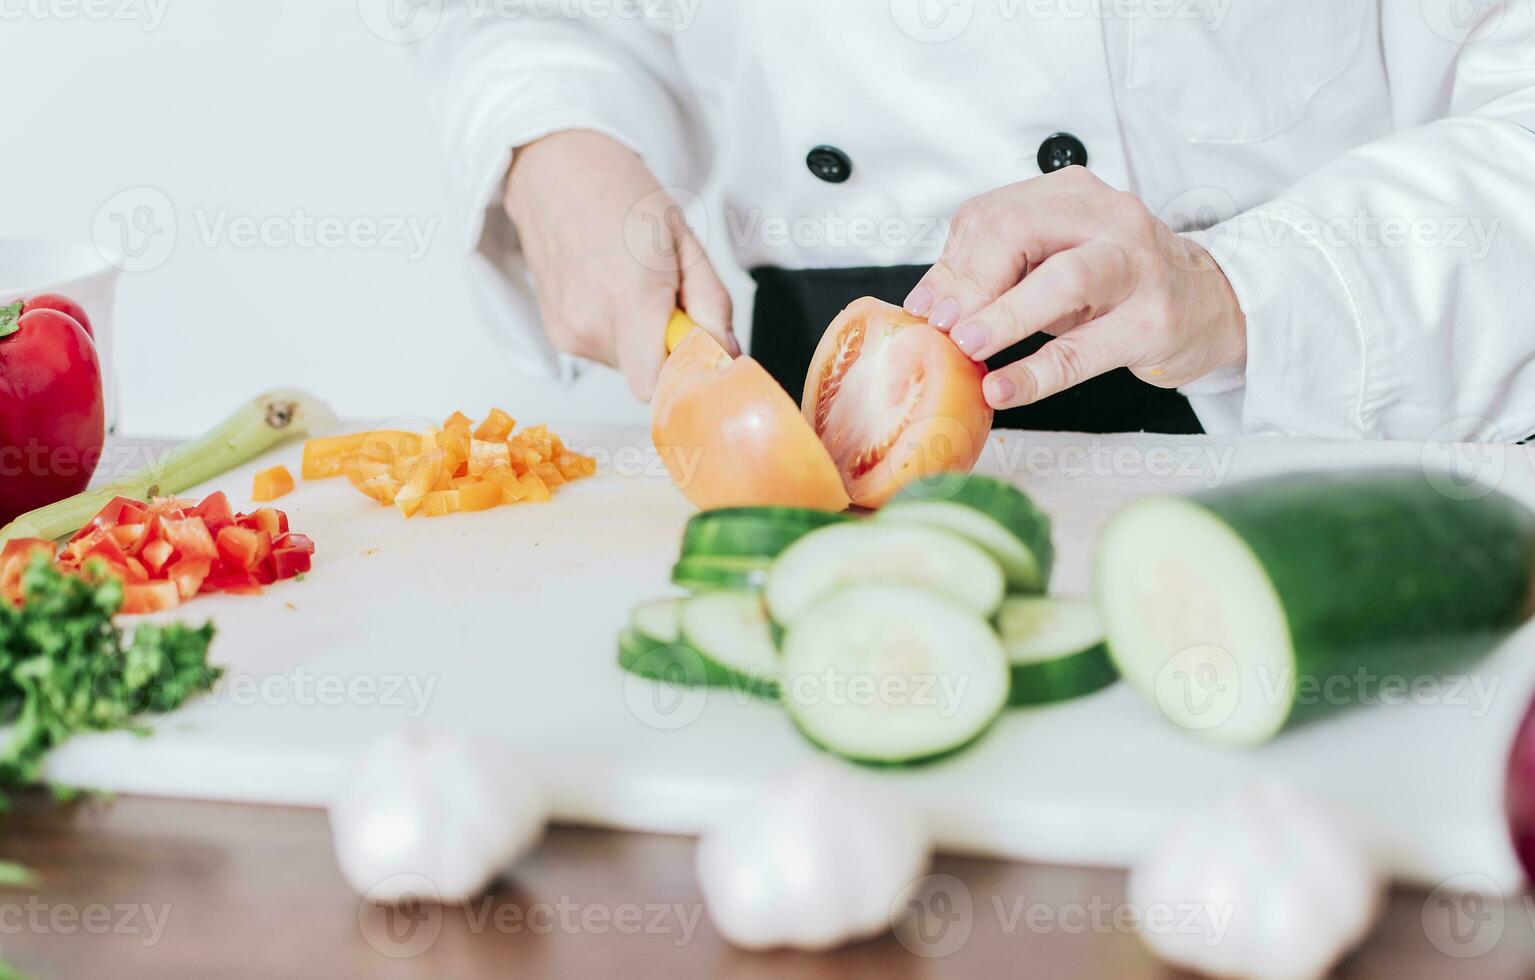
1128,781,1383,980
330,726,548,904
696,762,931,950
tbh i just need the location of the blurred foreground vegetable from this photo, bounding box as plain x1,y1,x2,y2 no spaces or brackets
0,389,335,548
0,557,220,804
1096,470,1535,746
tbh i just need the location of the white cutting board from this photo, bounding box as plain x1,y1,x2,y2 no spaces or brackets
40,427,1535,893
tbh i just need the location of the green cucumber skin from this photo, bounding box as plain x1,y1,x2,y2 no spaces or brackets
1007,644,1118,707
617,630,780,702
671,558,770,593
1195,469,1535,730
882,474,1055,593
689,507,850,528
681,517,834,563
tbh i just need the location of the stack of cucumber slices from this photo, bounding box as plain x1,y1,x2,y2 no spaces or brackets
619,477,1119,766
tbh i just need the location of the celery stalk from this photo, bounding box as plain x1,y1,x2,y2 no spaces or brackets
0,389,337,545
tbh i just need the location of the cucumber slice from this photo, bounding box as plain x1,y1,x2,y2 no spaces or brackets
766,523,1005,626
631,598,685,645
679,592,782,700
681,509,850,563
617,628,715,688
997,597,1118,706
1095,470,1535,747
879,474,1054,593
620,596,778,699
781,585,1010,765
672,556,771,593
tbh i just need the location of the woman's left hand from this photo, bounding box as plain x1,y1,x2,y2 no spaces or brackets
904,167,1248,410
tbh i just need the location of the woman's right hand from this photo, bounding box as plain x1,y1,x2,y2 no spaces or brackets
504,130,738,400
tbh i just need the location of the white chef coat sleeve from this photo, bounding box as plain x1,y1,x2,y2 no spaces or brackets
414,7,705,379
1182,1,1535,442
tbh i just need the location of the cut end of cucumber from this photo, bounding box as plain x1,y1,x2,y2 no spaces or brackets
1094,497,1294,747
766,523,1005,626
781,584,1010,766
880,475,1053,594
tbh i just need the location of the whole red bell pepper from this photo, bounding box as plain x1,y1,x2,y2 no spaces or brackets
0,298,105,525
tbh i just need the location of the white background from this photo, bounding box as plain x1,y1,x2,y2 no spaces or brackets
0,0,651,437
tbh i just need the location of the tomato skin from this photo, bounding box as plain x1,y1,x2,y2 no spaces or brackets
22,294,94,340
802,298,993,509
0,304,105,525
652,330,850,512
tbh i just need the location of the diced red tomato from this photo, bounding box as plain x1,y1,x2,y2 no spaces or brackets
140,537,174,574
273,533,315,555
15,492,311,613
158,518,218,561
247,507,288,537
82,532,131,568
120,581,181,615
167,557,213,600
109,522,148,554
216,525,268,571
271,547,311,580
190,491,235,535
0,539,56,606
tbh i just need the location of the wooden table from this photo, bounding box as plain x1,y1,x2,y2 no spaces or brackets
0,791,1531,979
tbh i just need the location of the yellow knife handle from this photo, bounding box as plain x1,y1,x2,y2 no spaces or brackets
665,308,700,354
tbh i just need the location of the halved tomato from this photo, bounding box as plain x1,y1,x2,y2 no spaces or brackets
652,329,850,512
802,298,993,508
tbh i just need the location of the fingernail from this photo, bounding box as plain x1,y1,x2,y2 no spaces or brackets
950,321,987,356
985,374,1017,406
930,299,961,331
904,286,934,316
725,329,742,356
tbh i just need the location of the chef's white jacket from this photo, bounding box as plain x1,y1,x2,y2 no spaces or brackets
417,0,1535,441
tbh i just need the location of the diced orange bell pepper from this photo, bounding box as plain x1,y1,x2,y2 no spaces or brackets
356,475,399,507
520,471,551,503
533,461,566,489
556,452,598,480
468,439,511,477
488,466,528,503
302,431,426,479
252,465,296,502
473,408,516,442
457,479,502,512
423,489,461,517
